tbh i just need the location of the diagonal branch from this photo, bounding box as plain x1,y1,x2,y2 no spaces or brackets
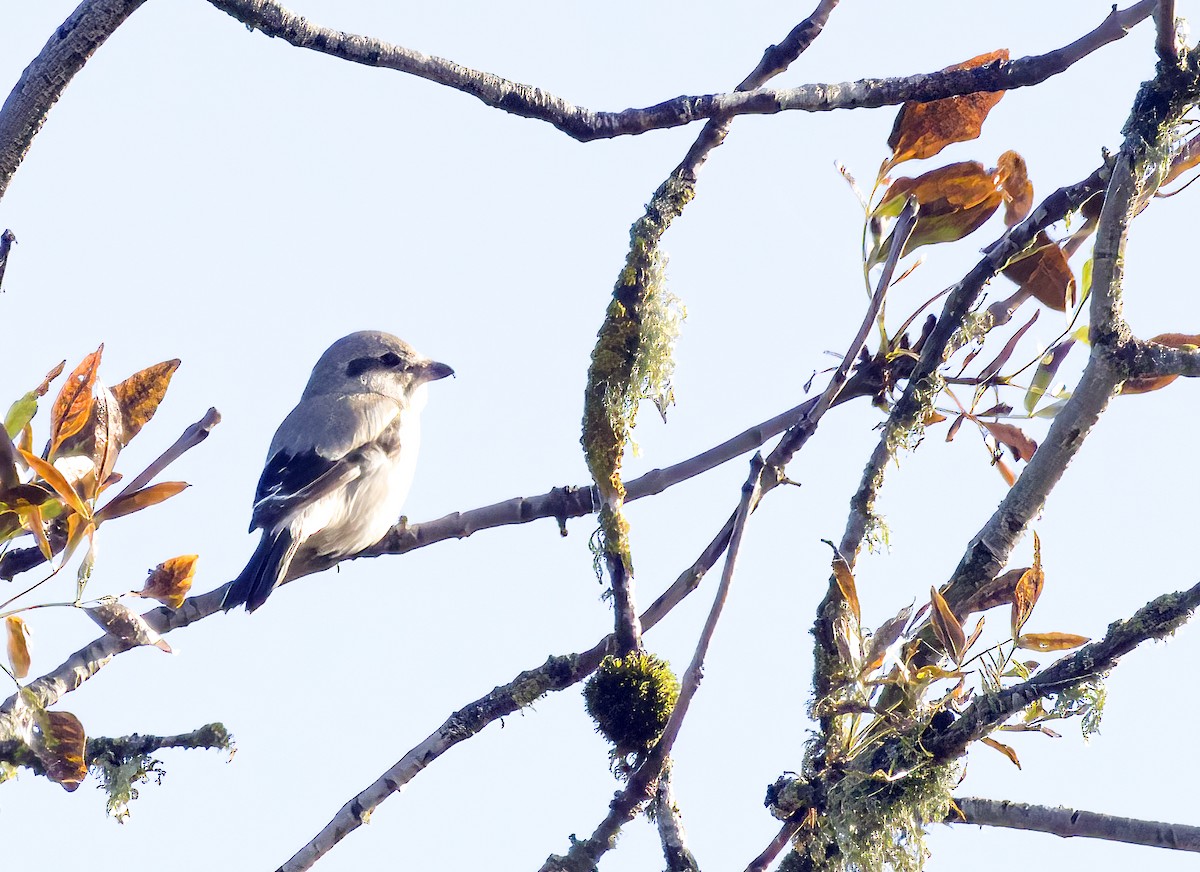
952,796,1200,852
205,0,1152,142
0,0,149,200
924,580,1200,760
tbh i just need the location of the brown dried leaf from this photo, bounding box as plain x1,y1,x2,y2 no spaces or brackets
962,567,1028,615
997,150,1033,226
929,585,966,664
1120,333,1200,395
56,383,124,500
137,554,198,609
996,458,1017,487
1016,632,1090,652
95,481,189,524
946,413,966,442
49,346,103,456
980,421,1038,463
5,615,31,679
111,359,180,446
981,736,1022,769
886,50,1010,169
84,601,172,653
35,709,88,791
877,162,1003,255
1002,232,1075,311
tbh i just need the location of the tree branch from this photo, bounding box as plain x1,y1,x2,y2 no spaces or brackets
204,0,1151,141
0,721,231,774
952,796,1200,852
925,580,1200,760
0,0,149,200
653,766,702,872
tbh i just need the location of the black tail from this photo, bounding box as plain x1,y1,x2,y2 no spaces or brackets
222,529,296,613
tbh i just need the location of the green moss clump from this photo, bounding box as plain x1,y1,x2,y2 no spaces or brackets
583,651,680,761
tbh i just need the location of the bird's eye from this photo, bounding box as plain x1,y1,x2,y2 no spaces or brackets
380,351,402,368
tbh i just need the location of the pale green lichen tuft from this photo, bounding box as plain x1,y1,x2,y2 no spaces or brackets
1050,678,1107,740
93,754,165,823
817,761,960,872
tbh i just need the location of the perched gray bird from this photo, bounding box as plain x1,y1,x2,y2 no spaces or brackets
223,331,453,612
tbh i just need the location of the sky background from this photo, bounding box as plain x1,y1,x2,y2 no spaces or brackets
2,2,1198,870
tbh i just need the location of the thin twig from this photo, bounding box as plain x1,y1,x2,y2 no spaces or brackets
541,455,765,872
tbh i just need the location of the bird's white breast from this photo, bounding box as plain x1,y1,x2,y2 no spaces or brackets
291,385,427,558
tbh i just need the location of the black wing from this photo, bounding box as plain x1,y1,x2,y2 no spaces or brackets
248,449,359,532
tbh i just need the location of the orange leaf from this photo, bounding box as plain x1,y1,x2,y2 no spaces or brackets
997,150,1033,226
1120,333,1200,395
996,458,1017,487
981,736,1022,768
876,162,1003,257
137,554,198,609
1010,532,1044,637
1002,232,1076,311
5,615,31,679
35,709,88,791
49,346,103,456
1016,632,1090,652
929,585,966,663
94,481,189,524
111,359,180,446
885,50,1010,169
825,542,861,625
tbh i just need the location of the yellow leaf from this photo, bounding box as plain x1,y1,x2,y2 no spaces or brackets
981,736,1022,768
136,554,198,609
885,50,1010,169
94,481,189,524
111,359,180,446
5,615,31,679
1015,632,1090,652
18,449,89,521
49,346,103,457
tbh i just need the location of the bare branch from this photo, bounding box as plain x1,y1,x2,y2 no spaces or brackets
0,0,149,200
744,816,807,872
205,0,1151,141
952,796,1200,852
1154,0,1179,63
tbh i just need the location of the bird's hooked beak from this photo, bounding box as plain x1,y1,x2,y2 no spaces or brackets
420,360,455,383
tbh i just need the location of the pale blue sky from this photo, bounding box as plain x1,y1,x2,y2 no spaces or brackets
2,2,1197,870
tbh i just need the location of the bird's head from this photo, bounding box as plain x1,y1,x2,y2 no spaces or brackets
303,331,454,402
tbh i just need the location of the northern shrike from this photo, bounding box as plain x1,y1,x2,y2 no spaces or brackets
222,331,453,612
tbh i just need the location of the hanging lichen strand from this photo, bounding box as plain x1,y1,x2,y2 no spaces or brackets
581,172,692,570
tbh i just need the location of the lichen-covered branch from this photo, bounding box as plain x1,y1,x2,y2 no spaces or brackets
0,721,231,774
952,796,1200,852
205,0,1150,142
0,0,149,200
925,580,1200,760
653,767,702,872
